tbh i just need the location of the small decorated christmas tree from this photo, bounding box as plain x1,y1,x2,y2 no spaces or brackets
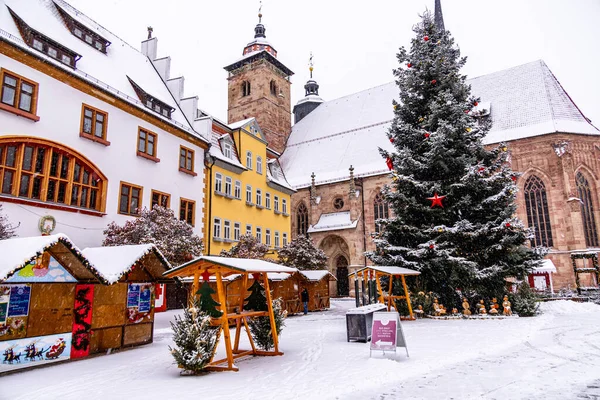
248,298,286,351
196,282,223,318
169,301,219,374
243,279,268,312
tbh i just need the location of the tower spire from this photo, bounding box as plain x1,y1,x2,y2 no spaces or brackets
309,52,314,79
434,0,445,32
254,1,266,38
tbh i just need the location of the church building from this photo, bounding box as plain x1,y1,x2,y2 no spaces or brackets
226,2,600,296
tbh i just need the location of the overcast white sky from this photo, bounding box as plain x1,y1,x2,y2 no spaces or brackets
67,0,600,127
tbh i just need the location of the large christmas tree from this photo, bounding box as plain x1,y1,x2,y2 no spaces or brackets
368,9,542,306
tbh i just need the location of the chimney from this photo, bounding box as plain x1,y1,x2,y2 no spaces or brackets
141,37,157,60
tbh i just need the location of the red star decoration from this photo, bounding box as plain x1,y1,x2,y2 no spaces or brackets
427,193,446,208
201,271,211,282
386,157,394,171
252,273,261,281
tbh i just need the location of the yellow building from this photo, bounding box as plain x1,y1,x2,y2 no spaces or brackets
203,117,294,257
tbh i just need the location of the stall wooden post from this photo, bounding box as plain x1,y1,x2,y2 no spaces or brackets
388,275,393,311
215,271,235,371
190,271,200,307
233,273,249,353
362,270,369,304
401,275,414,320
262,272,280,354
375,272,385,304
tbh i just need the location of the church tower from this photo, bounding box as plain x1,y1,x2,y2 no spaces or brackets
293,53,324,124
224,8,294,153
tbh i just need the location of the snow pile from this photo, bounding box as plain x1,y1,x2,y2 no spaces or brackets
539,299,600,315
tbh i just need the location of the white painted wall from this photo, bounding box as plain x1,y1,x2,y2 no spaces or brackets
0,54,206,249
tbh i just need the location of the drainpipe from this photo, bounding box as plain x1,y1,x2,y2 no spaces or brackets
204,150,216,255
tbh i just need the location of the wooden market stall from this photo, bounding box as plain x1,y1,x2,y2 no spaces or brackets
0,234,171,373
81,244,172,353
298,270,336,312
349,266,420,320
164,256,297,372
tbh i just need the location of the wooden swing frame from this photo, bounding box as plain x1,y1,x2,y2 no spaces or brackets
164,257,295,372
350,266,420,320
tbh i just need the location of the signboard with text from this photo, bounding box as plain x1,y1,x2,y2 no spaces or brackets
370,312,409,357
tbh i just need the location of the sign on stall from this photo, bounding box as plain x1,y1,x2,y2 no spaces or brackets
370,312,409,357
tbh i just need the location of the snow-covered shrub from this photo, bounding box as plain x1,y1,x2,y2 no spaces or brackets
511,282,540,317
220,234,268,259
277,235,327,270
248,298,286,351
0,205,17,240
169,305,219,374
103,205,203,266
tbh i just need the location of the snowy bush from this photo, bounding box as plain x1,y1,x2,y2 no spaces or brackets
511,282,540,317
277,235,327,270
0,205,17,240
220,234,268,259
249,298,286,351
103,205,203,266
169,304,219,374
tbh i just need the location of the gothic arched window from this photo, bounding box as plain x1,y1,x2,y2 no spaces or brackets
269,80,277,96
297,202,308,236
576,171,599,247
373,193,389,233
524,175,553,247
241,81,251,97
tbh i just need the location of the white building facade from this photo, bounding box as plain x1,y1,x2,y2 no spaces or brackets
0,0,209,249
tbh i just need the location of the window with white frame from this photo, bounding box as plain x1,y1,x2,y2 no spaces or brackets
265,192,271,209
234,181,241,199
246,224,252,235
275,231,280,248
246,185,252,203
213,218,221,238
274,196,280,212
256,227,262,243
225,176,232,196
223,220,230,240
215,173,222,193
223,142,232,159
246,151,252,169
266,229,271,246
257,156,263,174
234,222,240,241
256,189,262,206
283,233,288,246
282,199,288,214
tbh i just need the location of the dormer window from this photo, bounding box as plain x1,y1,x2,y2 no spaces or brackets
55,4,111,54
223,142,233,159
128,77,174,119
8,8,80,68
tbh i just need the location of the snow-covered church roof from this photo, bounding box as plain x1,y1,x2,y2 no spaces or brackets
280,60,599,189
0,0,203,140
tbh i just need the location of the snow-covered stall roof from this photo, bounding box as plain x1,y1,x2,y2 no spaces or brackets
351,266,421,277
280,60,599,189
0,0,204,141
299,270,336,282
533,259,557,273
0,234,104,283
165,256,298,278
82,244,171,284
307,211,358,233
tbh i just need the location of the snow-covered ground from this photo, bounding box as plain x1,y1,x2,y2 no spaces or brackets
2,300,600,400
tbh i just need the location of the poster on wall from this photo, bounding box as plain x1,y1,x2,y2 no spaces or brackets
0,285,30,339
5,254,77,283
0,333,72,372
126,283,154,324
71,284,94,359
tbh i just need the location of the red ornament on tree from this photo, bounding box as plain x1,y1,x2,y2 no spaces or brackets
424,132,430,139
407,63,412,68
474,101,479,106
431,79,437,85
386,157,394,170
424,36,429,41
505,222,511,228
464,110,470,114
389,137,395,143
429,244,435,249
427,192,446,208
478,167,485,173
511,176,517,182
201,270,211,282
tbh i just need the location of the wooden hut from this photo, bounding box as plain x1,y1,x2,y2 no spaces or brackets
164,256,297,372
298,270,336,312
0,234,170,373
